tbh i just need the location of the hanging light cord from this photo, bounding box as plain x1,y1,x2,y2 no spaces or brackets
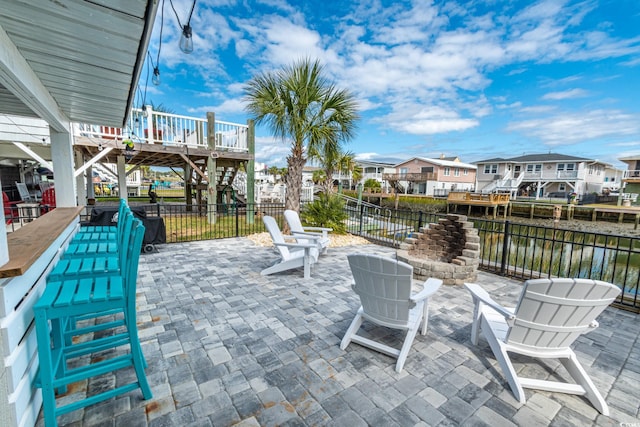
169,0,197,28
155,0,164,68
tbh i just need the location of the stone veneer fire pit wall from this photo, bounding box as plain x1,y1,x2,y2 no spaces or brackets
397,214,480,285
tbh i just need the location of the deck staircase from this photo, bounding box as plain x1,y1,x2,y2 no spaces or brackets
482,171,523,196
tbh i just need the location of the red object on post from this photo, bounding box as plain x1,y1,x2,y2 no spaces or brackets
2,191,20,224
41,188,56,213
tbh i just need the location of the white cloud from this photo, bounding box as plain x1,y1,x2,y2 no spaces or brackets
386,106,479,135
354,152,379,160
187,98,246,115
254,135,291,165
519,105,556,113
541,88,589,100
507,109,640,145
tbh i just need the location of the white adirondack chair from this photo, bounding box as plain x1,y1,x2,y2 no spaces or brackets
341,254,442,372
15,181,36,202
464,278,621,415
284,209,331,253
261,215,320,279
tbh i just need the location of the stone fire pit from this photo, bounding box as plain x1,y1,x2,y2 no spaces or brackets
397,214,479,285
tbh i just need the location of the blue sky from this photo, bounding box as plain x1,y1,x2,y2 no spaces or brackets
138,0,640,169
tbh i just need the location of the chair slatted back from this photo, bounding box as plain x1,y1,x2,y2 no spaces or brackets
284,210,304,233
263,216,291,260
124,218,145,314
15,182,34,202
118,211,134,264
284,210,313,246
348,254,413,327
507,278,621,349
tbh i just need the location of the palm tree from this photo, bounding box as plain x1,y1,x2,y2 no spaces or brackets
310,149,360,193
268,166,280,183
244,58,359,213
312,169,326,185
337,151,361,190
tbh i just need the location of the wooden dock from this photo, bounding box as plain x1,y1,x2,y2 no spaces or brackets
446,192,510,219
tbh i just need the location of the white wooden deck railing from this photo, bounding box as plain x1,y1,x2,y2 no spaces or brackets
75,106,249,152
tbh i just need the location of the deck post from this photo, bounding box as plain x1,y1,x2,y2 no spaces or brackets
0,178,7,267
206,112,217,224
50,129,76,207
185,161,192,212
246,119,255,224
145,105,154,144
116,155,127,201
75,150,87,208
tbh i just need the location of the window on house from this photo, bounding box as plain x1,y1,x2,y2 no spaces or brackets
400,167,408,177
566,163,575,171
559,184,566,191
443,167,450,176
421,166,434,173
483,164,498,174
557,163,565,171
463,168,468,175
454,168,460,176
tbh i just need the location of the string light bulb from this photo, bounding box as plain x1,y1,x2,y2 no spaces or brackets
179,24,193,54
152,66,161,85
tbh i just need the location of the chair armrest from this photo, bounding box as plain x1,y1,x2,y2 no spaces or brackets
273,241,318,249
301,227,331,238
302,226,332,232
283,233,322,241
464,283,514,320
291,231,327,238
411,278,442,302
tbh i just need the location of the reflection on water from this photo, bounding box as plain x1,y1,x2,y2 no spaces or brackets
478,225,640,296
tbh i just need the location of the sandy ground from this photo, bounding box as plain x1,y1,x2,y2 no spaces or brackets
247,215,640,248
247,232,370,247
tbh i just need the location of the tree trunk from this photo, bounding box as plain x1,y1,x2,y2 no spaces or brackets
284,151,305,233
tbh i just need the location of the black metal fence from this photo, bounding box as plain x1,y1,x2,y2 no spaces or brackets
83,202,288,242
81,202,639,311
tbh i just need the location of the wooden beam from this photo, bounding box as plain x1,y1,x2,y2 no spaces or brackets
74,147,114,177
12,142,53,170
179,153,207,180
0,24,70,133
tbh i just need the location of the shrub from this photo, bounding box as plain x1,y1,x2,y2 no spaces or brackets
381,196,446,213
301,193,348,234
363,178,381,189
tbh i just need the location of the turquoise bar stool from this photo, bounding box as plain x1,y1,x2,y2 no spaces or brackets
34,218,151,426
80,198,128,233
63,204,132,260
51,210,135,349
50,211,134,280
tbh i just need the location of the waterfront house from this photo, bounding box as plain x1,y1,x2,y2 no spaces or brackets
355,159,396,191
619,155,640,204
384,155,477,196
475,153,612,199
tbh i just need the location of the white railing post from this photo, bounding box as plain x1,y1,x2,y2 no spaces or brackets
145,105,154,144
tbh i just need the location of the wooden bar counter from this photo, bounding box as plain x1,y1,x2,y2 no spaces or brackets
0,206,82,427
0,207,83,278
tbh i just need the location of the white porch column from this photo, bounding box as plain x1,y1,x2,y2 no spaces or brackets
117,155,127,201
75,150,87,208
50,129,76,207
0,178,8,268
